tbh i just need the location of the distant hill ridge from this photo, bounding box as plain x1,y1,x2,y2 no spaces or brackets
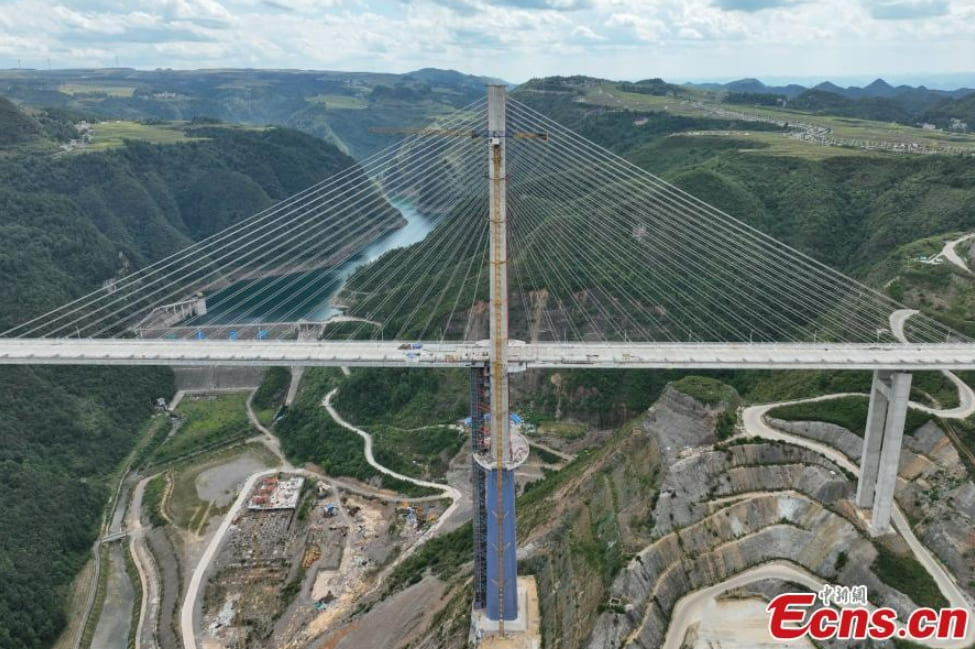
689,76,974,100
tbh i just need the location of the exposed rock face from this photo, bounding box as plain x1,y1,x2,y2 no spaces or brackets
408,383,973,649
897,421,975,598
582,386,954,649
518,416,661,649
766,416,975,602
647,387,718,464
586,492,920,649
766,418,863,461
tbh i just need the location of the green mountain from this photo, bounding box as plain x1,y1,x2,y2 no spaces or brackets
0,97,381,649
338,80,975,341
0,68,502,158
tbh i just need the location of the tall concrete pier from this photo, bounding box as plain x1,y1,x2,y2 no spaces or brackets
856,370,913,534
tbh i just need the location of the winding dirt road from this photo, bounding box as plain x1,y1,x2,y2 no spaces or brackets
666,309,975,647
180,386,465,649
890,309,975,419
124,476,160,649
936,233,975,274
665,331,975,647
322,389,463,564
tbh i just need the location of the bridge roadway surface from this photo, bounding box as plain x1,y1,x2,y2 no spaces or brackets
3,339,975,370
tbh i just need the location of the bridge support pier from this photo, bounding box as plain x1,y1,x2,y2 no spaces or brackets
856,370,912,535
485,468,518,621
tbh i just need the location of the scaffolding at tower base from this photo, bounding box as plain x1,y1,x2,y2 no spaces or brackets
470,365,489,610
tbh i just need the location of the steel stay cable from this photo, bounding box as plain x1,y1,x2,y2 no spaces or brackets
509,156,839,343
5,99,487,337
507,144,762,342
403,196,489,341
386,191,490,340
506,152,664,341
509,189,728,342
506,102,902,327
130,129,488,338
505,106,891,339
333,178,485,341
204,140,487,338
336,155,490,340
504,119,898,342
510,188,725,342
507,146,771,342
79,129,486,338
436,211,490,343
513,148,890,343
344,181,489,340
196,134,488,336
509,197,646,341
506,206,562,344
508,99,960,342
505,201,596,342
49,129,480,338
413,200,490,341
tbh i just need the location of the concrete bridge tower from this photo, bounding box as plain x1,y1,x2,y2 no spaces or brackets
470,85,529,635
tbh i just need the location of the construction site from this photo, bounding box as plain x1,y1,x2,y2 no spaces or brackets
199,473,449,649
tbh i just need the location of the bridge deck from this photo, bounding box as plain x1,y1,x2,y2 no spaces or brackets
1,339,975,370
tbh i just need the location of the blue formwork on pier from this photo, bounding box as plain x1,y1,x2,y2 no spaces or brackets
485,468,518,621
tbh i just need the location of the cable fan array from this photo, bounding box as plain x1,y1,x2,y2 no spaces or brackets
1,94,963,345
501,97,962,345
1,99,490,342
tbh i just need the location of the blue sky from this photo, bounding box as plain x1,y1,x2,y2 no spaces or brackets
0,0,973,86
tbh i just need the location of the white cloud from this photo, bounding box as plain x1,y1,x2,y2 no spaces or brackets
0,0,971,82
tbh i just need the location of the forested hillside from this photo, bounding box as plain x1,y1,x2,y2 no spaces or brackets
0,119,357,330
0,68,498,158
511,86,975,274
0,97,368,649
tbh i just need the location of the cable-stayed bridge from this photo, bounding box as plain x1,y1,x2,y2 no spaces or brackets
1,86,972,639
3,339,975,370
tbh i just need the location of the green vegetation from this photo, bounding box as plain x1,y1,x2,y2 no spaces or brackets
252,367,290,426
275,368,437,496
130,415,173,471
151,393,253,465
0,96,42,146
385,522,473,592
82,120,204,151
670,375,739,407
371,425,464,481
0,366,171,649
333,367,468,427
296,479,316,521
306,94,368,110
872,544,949,609
79,544,110,649
719,370,873,403
768,395,932,436
531,445,563,465
122,541,142,649
911,371,961,409
59,83,136,98
521,369,685,428
142,473,169,528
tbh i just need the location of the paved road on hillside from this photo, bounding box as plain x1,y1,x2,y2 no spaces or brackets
890,309,975,419
937,233,975,273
